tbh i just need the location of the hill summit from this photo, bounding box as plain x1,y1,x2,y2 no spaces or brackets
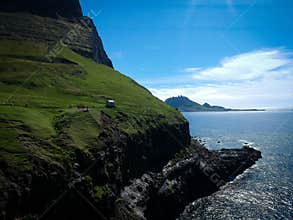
1,0,83,18
0,0,113,67
165,96,229,112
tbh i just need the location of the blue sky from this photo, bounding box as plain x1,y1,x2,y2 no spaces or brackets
80,0,293,108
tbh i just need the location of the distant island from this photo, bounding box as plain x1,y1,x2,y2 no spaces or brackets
165,96,264,112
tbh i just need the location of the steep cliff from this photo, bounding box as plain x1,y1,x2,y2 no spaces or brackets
117,141,262,220
0,0,113,67
0,23,189,220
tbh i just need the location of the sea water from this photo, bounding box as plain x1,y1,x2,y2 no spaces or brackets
180,111,293,219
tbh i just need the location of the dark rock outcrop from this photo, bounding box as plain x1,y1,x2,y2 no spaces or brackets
98,112,191,187
1,0,83,19
118,141,262,220
0,112,190,220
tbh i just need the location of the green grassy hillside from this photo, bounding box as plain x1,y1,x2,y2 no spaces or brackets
0,39,185,174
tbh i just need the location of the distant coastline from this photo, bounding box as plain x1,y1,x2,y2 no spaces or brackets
181,109,266,112
165,96,265,112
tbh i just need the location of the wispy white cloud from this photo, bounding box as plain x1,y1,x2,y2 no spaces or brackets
148,49,293,108
139,74,193,86
182,67,201,73
150,77,293,108
193,49,292,81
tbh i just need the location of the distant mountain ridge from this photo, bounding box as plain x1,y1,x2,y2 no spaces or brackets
165,96,263,112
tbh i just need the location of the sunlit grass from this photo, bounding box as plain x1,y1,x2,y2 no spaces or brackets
0,39,185,173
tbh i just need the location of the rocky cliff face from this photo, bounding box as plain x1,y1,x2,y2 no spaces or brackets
0,2,113,67
0,111,190,220
99,112,191,183
1,0,83,18
117,141,262,220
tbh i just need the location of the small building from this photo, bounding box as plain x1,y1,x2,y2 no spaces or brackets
106,100,115,108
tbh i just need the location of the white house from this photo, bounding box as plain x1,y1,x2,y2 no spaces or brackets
106,100,115,108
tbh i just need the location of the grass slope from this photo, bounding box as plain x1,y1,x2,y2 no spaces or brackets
0,39,185,174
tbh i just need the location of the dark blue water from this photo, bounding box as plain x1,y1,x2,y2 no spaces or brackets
180,111,293,219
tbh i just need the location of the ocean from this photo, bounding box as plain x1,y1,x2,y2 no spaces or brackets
180,111,293,219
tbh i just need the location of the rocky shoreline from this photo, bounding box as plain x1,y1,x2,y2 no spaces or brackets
117,140,262,220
